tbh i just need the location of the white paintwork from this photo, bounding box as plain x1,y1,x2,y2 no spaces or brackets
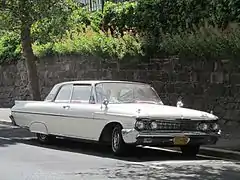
10,80,219,143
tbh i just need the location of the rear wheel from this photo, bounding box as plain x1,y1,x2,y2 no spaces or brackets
181,145,200,157
36,133,55,144
111,125,128,156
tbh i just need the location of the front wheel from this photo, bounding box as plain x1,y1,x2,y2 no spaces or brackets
36,133,55,144
180,145,200,157
111,125,128,156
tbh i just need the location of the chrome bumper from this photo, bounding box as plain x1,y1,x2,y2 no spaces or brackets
121,129,221,145
9,115,17,126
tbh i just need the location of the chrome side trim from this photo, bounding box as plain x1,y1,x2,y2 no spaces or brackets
11,110,103,120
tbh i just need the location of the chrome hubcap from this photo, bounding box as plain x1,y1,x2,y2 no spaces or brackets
39,134,47,140
113,130,120,151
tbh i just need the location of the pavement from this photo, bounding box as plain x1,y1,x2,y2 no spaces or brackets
0,108,11,125
1,123,240,180
1,108,240,161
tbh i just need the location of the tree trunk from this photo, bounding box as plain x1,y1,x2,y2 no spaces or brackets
21,25,41,100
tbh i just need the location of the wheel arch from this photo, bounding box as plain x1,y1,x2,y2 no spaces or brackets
99,121,123,143
29,122,49,135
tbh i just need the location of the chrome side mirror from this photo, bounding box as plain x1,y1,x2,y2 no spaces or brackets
102,98,109,108
176,97,184,108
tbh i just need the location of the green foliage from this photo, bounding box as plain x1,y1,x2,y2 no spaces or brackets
0,0,77,44
101,1,137,37
101,0,240,36
2,0,240,65
159,24,240,60
67,7,103,34
33,30,143,59
0,32,21,64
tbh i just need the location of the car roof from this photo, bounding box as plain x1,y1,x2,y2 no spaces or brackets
56,80,149,86
45,80,152,101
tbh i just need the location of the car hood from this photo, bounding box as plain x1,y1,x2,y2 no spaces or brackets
105,103,218,121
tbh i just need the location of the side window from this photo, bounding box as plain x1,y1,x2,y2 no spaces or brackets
71,85,93,103
55,84,72,103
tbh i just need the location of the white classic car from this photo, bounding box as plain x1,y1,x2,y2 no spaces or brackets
10,80,221,156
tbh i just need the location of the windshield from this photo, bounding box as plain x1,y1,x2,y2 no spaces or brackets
95,82,163,104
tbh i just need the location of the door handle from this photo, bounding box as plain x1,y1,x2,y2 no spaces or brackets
63,105,70,109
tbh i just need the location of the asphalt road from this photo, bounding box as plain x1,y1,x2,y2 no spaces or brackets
0,124,240,180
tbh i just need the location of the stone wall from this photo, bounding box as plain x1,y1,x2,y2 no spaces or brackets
0,55,239,127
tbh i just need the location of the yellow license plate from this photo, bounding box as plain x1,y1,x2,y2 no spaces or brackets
173,136,190,145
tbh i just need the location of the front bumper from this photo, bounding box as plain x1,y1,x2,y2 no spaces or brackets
9,115,17,126
121,129,221,146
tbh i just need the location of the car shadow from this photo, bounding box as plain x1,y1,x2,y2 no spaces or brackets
15,137,220,163
16,138,240,179
0,125,226,163
1,126,239,180
0,125,34,147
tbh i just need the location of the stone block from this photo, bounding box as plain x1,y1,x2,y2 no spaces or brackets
198,72,210,83
224,110,240,122
191,83,204,95
189,72,198,82
124,70,135,80
151,81,164,93
174,82,193,95
210,72,224,84
165,83,175,94
101,70,113,80
169,73,177,82
204,84,227,97
135,70,148,80
176,72,190,82
230,73,240,85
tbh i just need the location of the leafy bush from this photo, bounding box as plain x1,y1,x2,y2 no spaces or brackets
101,1,137,37
159,24,240,60
33,29,143,59
0,32,21,64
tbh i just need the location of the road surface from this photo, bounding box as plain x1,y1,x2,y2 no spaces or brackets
0,124,240,180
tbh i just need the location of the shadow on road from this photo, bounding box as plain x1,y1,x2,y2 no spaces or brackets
19,138,191,162
0,125,33,147
19,138,240,180
0,125,220,162
1,125,240,179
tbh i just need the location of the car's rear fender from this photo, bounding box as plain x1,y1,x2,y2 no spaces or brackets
29,122,49,135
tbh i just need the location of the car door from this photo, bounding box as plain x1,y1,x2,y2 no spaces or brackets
44,83,74,136
62,84,102,140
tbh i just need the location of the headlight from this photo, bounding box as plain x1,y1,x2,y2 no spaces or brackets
150,121,158,129
211,123,220,131
198,123,209,131
135,121,144,130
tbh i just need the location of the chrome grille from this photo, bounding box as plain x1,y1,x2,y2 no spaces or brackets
141,119,199,131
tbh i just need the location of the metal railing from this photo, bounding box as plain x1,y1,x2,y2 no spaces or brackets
77,0,134,11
